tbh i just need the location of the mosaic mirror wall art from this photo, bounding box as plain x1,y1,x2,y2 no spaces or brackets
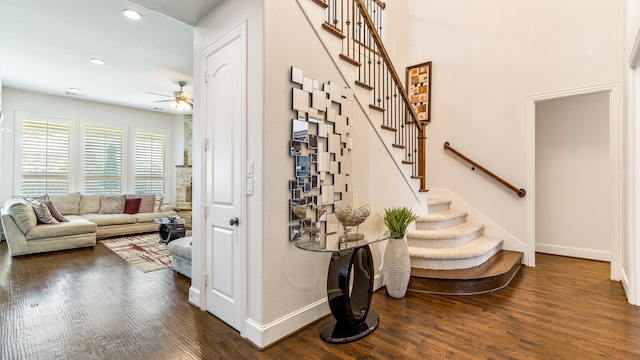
289,66,355,242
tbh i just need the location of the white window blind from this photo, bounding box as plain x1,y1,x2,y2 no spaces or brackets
84,125,123,194
134,131,166,196
20,118,71,195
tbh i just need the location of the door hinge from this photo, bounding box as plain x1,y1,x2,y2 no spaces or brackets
204,206,209,219
203,273,208,287
204,70,208,84
204,137,210,152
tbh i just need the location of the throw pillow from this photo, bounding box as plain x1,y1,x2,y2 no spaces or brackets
27,199,59,224
133,194,155,213
44,199,68,222
153,195,164,213
98,195,126,214
124,197,142,214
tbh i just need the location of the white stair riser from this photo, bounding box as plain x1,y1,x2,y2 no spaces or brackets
416,214,466,230
410,246,501,270
407,228,483,249
428,203,450,214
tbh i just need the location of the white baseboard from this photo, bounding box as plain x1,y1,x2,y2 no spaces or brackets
535,243,611,262
188,286,201,308
244,298,330,349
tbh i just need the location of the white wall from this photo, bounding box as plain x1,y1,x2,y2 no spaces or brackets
0,87,183,205
387,1,624,264
535,92,611,260
624,0,640,303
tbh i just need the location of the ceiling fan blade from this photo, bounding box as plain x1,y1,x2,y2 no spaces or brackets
153,100,173,103
146,92,172,97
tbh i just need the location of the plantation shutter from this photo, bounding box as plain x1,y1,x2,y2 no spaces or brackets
84,125,124,194
21,119,71,195
134,131,166,195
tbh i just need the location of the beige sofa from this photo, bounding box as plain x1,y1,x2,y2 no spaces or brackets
0,192,175,256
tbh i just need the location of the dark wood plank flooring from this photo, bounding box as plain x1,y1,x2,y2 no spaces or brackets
2,241,640,359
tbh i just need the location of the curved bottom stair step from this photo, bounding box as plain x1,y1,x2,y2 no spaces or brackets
407,250,523,295
409,236,503,270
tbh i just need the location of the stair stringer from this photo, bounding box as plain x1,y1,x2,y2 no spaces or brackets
427,189,530,266
295,0,424,200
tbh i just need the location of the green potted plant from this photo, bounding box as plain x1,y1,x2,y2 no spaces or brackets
381,207,419,239
380,206,419,298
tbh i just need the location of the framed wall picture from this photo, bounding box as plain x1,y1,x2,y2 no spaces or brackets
406,61,431,123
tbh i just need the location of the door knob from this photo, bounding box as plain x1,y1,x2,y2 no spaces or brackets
229,217,239,226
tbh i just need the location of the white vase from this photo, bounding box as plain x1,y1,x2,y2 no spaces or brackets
383,237,411,298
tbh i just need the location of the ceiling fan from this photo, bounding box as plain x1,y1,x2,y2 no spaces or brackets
148,81,193,111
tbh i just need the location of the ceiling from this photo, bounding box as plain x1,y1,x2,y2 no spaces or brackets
0,0,222,114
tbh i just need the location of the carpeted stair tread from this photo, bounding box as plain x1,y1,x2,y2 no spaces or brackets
409,220,485,250
417,209,467,223
415,209,467,230
409,236,503,260
407,222,484,241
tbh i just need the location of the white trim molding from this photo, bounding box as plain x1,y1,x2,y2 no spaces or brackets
526,83,623,281
244,299,330,349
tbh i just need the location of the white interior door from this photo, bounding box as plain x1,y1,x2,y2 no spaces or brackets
204,25,245,331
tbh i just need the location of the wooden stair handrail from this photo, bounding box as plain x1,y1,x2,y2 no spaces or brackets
353,0,422,132
444,142,526,198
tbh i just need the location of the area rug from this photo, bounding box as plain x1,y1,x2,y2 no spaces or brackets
101,232,190,273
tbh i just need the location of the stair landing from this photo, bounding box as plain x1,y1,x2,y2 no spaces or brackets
407,250,523,295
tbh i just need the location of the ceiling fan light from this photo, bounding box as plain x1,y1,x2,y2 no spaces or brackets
175,100,191,111
122,9,143,20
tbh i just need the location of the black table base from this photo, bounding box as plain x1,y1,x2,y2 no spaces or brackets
159,223,186,244
321,244,377,343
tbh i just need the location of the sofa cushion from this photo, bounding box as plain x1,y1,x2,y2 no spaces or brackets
82,213,137,226
79,195,101,215
99,195,126,214
49,192,81,215
44,200,68,222
25,216,97,240
134,195,156,213
124,198,141,214
167,236,192,260
133,211,170,223
26,199,59,224
4,199,37,233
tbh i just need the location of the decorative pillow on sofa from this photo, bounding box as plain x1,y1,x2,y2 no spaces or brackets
132,194,156,213
26,199,59,224
22,195,67,223
44,200,68,222
124,197,142,214
98,195,126,214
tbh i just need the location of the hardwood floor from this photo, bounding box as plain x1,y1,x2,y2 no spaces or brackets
2,240,640,359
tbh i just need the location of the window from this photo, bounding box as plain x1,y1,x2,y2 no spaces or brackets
84,125,124,194
134,131,166,196
20,118,71,195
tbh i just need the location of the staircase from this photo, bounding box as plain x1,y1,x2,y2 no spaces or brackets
303,0,523,293
407,198,522,295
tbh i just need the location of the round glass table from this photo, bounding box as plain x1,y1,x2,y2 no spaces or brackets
295,234,389,343
153,218,192,244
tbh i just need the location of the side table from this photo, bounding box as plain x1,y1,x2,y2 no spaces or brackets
295,234,389,343
153,218,191,244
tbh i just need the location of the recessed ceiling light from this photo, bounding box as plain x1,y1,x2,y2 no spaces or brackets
122,9,142,20
68,88,82,93
89,57,105,65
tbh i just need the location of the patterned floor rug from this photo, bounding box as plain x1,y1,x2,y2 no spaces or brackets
101,232,179,273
